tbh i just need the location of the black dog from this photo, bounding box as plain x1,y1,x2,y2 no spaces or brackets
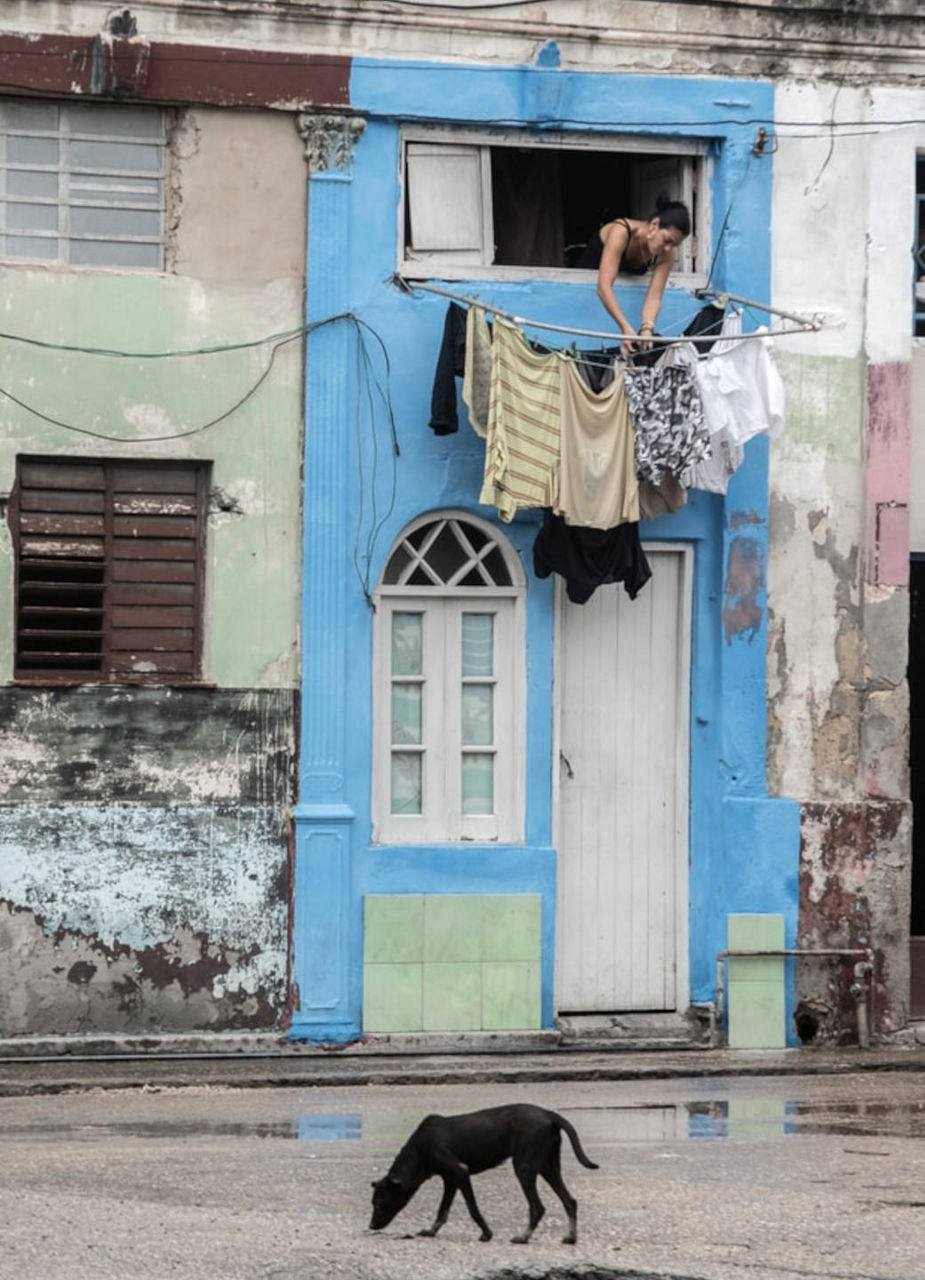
369,1102,598,1244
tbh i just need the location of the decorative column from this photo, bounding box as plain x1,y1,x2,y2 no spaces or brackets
291,113,366,1042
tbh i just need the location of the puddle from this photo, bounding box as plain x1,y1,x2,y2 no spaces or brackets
570,1098,925,1143
5,1099,923,1145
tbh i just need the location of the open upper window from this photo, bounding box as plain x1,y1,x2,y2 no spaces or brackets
11,457,208,683
373,513,526,844
0,100,165,269
400,127,708,282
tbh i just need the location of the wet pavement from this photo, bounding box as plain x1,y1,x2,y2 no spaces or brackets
2,1068,925,1279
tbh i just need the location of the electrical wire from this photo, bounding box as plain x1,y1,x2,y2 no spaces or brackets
0,313,356,441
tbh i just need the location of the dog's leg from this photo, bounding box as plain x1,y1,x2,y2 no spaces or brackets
510,1163,545,1244
456,1174,493,1241
540,1166,578,1245
418,1177,456,1238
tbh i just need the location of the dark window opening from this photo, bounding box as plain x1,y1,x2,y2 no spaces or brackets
491,147,696,270
12,456,207,682
909,557,925,1017
403,136,702,275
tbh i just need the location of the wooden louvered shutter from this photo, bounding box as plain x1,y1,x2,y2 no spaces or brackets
14,458,206,681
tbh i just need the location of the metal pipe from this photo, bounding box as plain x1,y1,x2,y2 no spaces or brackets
693,286,823,330
711,947,875,1048
394,276,821,344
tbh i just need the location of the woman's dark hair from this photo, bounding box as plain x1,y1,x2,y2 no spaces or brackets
651,193,691,237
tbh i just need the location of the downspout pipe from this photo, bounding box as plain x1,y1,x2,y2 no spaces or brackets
712,948,876,1048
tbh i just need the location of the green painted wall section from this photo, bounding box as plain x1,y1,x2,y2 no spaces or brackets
776,352,865,462
0,268,302,689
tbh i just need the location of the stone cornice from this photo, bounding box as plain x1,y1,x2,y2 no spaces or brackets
1,2,923,86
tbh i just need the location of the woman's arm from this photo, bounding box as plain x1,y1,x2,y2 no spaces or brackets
637,246,678,348
595,221,638,346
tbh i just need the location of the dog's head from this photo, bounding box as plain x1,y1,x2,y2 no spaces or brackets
369,1173,418,1229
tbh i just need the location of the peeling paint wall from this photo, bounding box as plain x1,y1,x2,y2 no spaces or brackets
0,106,305,1037
769,82,921,1039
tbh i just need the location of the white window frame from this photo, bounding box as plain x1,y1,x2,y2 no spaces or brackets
399,125,710,287
372,512,526,845
0,100,166,270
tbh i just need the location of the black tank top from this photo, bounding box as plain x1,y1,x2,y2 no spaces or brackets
576,218,654,275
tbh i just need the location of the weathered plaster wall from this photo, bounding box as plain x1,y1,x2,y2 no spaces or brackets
0,107,304,1037
5,0,922,84
769,82,921,1039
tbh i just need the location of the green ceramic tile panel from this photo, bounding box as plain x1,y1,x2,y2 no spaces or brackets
481,894,542,962
363,894,544,1034
482,961,541,1030
727,979,786,1048
727,913,784,949
363,963,422,1033
364,895,424,964
424,895,483,963
727,914,785,982
422,962,482,1030
726,914,785,1047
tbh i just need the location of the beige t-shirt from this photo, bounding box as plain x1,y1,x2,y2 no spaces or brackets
556,360,639,529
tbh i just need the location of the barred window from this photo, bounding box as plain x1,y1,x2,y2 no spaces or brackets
12,458,207,682
0,100,165,269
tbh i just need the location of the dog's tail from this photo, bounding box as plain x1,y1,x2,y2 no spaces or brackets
556,1114,599,1169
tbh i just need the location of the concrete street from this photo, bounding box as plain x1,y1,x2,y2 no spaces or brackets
2,1050,925,1280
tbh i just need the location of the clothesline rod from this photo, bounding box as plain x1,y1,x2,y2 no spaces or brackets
393,276,820,344
694,287,822,330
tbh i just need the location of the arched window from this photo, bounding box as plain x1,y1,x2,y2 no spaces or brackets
373,512,525,844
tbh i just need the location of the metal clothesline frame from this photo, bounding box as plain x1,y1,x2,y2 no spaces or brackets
393,274,824,345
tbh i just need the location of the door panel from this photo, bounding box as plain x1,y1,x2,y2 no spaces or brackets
556,547,691,1012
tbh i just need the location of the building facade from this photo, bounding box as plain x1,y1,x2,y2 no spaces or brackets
0,1,922,1046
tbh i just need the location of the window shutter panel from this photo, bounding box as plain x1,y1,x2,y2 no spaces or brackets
406,143,488,263
14,458,204,681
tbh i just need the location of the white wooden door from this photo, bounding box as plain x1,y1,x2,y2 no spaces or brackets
555,546,691,1012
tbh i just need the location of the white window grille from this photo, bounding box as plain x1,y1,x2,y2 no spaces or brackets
400,126,709,283
373,513,526,844
0,100,165,269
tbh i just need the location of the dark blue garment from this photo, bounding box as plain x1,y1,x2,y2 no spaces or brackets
428,302,468,435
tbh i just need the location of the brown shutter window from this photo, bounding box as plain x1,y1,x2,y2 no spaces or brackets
13,457,207,683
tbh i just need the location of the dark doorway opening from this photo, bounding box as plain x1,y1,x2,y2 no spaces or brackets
909,556,925,1017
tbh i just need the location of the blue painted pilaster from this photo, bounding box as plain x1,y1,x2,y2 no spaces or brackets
291,114,366,1042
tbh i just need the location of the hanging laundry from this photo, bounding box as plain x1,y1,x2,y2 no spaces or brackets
676,311,784,493
574,348,622,392
683,303,728,354
638,474,687,519
428,302,468,435
703,312,785,446
556,361,638,529
462,305,492,439
533,510,651,603
479,317,562,522
624,361,709,486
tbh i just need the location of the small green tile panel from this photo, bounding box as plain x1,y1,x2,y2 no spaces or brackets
363,893,542,1033
726,913,786,1049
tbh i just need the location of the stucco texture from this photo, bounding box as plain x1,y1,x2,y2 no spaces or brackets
0,106,305,1036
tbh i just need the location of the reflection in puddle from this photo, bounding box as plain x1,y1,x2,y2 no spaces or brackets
297,1113,362,1141
7,1099,923,1146
570,1098,925,1143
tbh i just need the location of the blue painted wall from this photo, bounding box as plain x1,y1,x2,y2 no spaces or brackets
291,58,800,1043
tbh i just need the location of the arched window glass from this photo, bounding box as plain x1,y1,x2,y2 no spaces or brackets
373,514,525,844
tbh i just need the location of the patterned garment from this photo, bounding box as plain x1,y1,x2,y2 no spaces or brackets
624,362,710,486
